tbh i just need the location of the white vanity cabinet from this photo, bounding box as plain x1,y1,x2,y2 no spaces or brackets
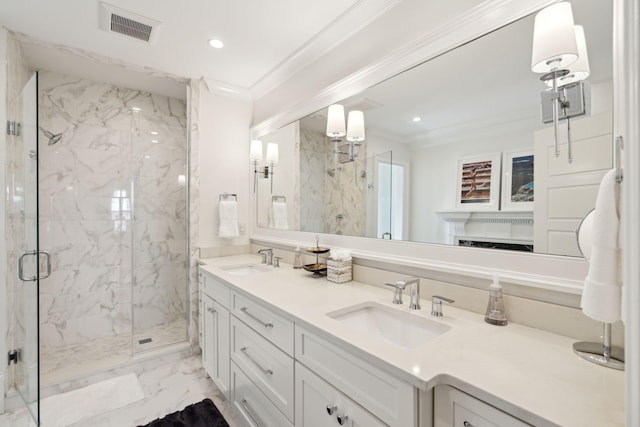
434,385,532,427
296,362,387,427
229,290,296,427
295,325,417,426
199,268,231,399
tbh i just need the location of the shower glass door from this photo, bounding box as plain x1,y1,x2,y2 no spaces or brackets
10,72,41,425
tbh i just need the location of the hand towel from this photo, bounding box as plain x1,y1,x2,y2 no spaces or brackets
271,201,289,230
580,169,621,323
218,200,239,239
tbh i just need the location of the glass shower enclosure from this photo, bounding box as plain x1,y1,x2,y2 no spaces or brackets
8,72,42,425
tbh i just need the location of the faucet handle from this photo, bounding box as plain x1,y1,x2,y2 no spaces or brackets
273,256,281,268
431,295,455,317
384,283,403,304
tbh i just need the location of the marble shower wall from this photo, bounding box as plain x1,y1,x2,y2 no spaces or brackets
299,128,366,235
37,71,188,350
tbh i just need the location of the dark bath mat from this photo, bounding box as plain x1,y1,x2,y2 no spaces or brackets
138,398,229,427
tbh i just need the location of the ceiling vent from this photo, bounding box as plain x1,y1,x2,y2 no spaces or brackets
99,2,162,44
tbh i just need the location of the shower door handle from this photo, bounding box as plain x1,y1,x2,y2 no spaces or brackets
18,250,51,281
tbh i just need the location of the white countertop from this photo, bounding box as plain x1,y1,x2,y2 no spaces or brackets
198,254,624,427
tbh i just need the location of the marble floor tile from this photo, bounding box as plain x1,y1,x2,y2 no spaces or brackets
0,356,242,427
41,320,187,386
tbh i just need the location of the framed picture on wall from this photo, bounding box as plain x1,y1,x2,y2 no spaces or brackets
501,150,534,211
455,153,501,210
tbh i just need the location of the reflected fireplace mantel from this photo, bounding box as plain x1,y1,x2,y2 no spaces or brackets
436,210,534,248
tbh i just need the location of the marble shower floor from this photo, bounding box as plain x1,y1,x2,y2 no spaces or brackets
0,355,242,427
40,320,187,385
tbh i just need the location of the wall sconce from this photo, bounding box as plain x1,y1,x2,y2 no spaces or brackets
326,104,366,182
532,2,588,163
265,142,279,193
250,139,263,192
250,139,279,193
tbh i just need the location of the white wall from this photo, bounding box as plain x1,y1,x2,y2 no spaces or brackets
197,81,253,248
410,126,534,244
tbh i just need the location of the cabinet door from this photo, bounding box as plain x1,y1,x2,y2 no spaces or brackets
434,385,531,427
202,293,215,378
202,295,231,399
214,302,230,398
295,362,387,427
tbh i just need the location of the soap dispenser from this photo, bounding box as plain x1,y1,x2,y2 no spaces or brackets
484,276,508,326
293,246,303,269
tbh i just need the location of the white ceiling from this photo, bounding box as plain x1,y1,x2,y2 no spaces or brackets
0,0,391,99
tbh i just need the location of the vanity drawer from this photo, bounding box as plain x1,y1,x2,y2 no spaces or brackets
231,315,294,421
295,325,415,426
296,362,386,427
434,385,532,427
231,361,294,427
232,292,294,355
200,269,231,309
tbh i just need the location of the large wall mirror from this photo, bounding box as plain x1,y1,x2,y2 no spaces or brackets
254,0,612,258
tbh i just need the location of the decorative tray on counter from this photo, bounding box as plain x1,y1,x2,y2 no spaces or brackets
306,246,330,254
303,263,327,278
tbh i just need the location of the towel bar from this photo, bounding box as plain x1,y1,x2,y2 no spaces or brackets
272,195,286,202
219,193,237,201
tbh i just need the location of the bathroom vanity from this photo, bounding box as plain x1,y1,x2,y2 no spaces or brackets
198,254,623,427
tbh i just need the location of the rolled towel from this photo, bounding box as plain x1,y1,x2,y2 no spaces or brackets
580,169,621,323
271,201,289,230
218,200,239,239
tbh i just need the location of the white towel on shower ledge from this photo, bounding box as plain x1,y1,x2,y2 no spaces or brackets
218,200,239,239
580,169,622,323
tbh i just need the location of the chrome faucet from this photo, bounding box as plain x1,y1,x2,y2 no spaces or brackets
386,277,421,310
431,295,455,317
257,248,273,265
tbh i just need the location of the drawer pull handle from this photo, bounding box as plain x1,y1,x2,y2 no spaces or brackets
337,413,349,425
240,398,265,427
207,307,215,313
463,422,474,427
240,346,274,375
326,404,337,415
240,307,274,328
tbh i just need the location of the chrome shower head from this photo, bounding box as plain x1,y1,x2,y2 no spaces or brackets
39,127,63,145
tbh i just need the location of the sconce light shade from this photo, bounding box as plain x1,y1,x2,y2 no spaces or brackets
250,139,263,161
546,25,590,87
531,2,578,73
326,104,346,138
346,110,365,142
266,143,279,164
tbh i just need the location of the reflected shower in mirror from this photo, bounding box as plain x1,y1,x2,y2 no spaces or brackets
255,0,613,257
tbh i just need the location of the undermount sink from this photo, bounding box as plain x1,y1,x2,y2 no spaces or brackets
327,302,450,349
221,264,271,276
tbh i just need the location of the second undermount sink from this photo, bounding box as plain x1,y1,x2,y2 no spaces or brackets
221,264,271,276
327,302,450,349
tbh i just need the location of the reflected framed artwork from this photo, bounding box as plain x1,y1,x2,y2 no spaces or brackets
501,150,534,211
455,153,501,210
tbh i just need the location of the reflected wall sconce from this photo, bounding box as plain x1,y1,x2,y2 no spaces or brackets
326,104,366,182
250,139,278,193
532,2,589,163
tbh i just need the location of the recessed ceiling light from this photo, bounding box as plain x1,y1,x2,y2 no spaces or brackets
208,39,224,49
412,116,422,122
150,131,158,135
151,139,159,144
131,107,141,112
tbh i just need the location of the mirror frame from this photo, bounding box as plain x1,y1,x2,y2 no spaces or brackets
249,0,592,293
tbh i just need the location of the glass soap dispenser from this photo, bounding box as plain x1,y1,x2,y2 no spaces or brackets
485,275,508,326
293,246,303,269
